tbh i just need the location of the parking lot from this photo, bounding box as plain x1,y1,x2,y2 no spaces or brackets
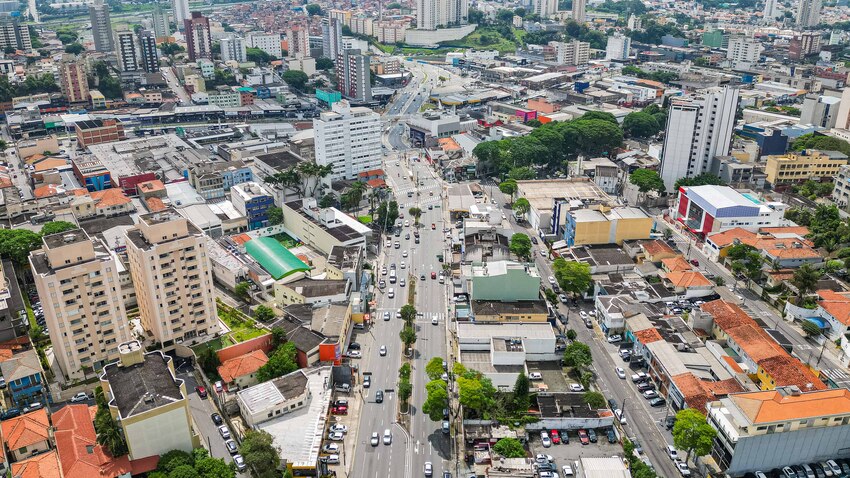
528,426,626,471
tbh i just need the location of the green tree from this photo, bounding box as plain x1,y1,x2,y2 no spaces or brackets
197,347,221,376
253,305,275,322
408,207,423,226
319,194,336,208
264,206,283,226
563,341,592,368
674,173,725,190
791,133,850,156
398,378,413,404
561,118,623,156
376,200,400,231
234,281,251,303
256,342,299,382
399,363,411,380
801,319,822,336
509,233,532,261
168,465,200,478
28,324,47,345
305,3,322,15
316,57,334,70
94,406,128,456
400,304,417,324
582,391,606,409
513,197,531,216
400,325,417,350
422,379,448,421
160,42,185,56
792,263,821,301
623,111,661,138
492,437,525,458
512,373,531,413
566,329,577,340
552,258,592,297
473,140,505,173
672,409,717,463
508,166,536,180
239,430,281,478
629,169,665,194
498,179,518,203
64,43,84,54
282,70,309,90
425,357,445,381
40,221,77,236
580,110,618,125
195,456,235,478
0,229,43,264
457,370,496,411
246,47,275,64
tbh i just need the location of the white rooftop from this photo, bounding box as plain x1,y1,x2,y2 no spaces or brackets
580,457,630,478
687,185,754,209
457,322,555,340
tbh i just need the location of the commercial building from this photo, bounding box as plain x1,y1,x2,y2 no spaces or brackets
416,0,467,30
184,12,212,61
75,119,125,149
764,149,848,186
58,55,89,107
796,0,822,27
726,36,762,70
800,94,841,128
605,32,630,60
336,49,371,102
28,229,132,380
471,261,541,302
314,100,381,181
554,40,590,66
125,209,218,347
563,205,654,246
248,32,282,59
789,32,822,59
89,0,114,52
172,0,189,27
277,199,368,255
287,25,309,58
832,164,850,209
671,185,791,237
514,178,611,233
138,29,160,73
321,18,343,61
151,4,170,39
708,388,850,476
231,182,274,230
220,34,247,63
659,86,739,192
101,340,198,459
0,13,31,52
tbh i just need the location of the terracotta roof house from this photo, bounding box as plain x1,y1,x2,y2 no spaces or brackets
640,239,678,263
53,404,136,478
10,450,62,478
1,409,51,461
217,349,269,391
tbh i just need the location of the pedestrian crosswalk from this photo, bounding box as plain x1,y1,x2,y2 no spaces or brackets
372,309,447,323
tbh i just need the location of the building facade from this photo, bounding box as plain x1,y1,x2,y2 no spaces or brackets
321,17,343,62
58,55,90,106
532,0,557,18
231,182,274,230
764,149,848,186
89,0,114,52
416,0,467,30
671,185,791,236
336,49,371,102
796,0,822,27
0,14,31,52
220,34,247,63
184,12,212,61
138,29,160,73
554,40,590,66
248,32,282,59
572,0,586,23
605,32,631,60
28,229,132,380
799,94,840,128
287,25,309,58
727,36,762,70
125,209,218,347
172,0,189,27
114,28,139,72
151,4,170,38
314,100,382,181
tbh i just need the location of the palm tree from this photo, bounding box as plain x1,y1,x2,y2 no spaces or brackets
792,263,821,302
265,167,302,196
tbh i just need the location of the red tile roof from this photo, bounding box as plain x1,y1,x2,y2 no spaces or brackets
672,373,745,414
137,179,165,193
11,450,62,478
817,289,850,326
53,404,132,478
758,355,827,391
145,197,167,212
661,256,692,272
727,324,786,363
641,239,675,256
217,349,268,383
90,188,131,208
633,328,663,344
1,409,49,451
666,270,713,288
700,299,752,331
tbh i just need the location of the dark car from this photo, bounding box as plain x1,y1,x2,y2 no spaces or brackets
375,390,384,403
606,428,617,443
608,398,619,410
348,342,361,350
587,428,597,443
1,408,20,420
649,397,666,407
195,386,207,398
665,416,676,430
531,237,538,245
211,413,223,425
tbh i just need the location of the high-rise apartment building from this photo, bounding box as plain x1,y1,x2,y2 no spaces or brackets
350,16,373,37
0,13,31,52
800,93,841,128
835,88,850,130
287,25,309,58
58,54,90,106
220,34,247,63
415,0,467,30
796,0,821,27
247,32,282,59
572,0,586,23
314,100,382,181
605,32,631,60
554,40,590,66
114,27,139,72
660,86,739,192
322,17,343,61
125,209,218,346
89,0,114,52
184,12,212,61
151,4,170,39
172,0,189,28
328,8,352,26
532,0,557,18
138,29,160,72
726,36,763,70
789,32,822,59
762,0,780,21
336,48,371,102
29,229,132,380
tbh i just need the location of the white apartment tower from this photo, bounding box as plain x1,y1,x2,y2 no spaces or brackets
660,86,740,192
248,32,282,59
555,40,590,66
605,32,631,60
125,209,218,347
172,0,189,28
572,0,586,23
336,48,371,102
220,34,247,63
796,0,821,27
287,25,309,58
151,4,170,38
89,0,114,52
416,0,467,30
726,36,763,70
114,28,139,72
763,0,780,21
29,229,132,380
314,100,382,181
532,0,557,18
322,17,343,61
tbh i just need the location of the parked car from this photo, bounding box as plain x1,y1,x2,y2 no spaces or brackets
606,428,617,443
607,334,622,343
218,425,231,439
649,397,667,407
677,462,691,476
234,454,247,472
550,429,561,445
424,462,433,476
529,372,543,380
578,429,589,445
540,431,551,448
195,386,208,398
214,381,223,393
324,443,341,453
587,428,597,443
562,464,574,476
535,454,554,463
643,390,659,399
211,413,223,425
329,424,348,434
666,445,679,461
69,392,90,403
569,383,585,392
324,454,340,464
225,440,238,455
328,431,345,441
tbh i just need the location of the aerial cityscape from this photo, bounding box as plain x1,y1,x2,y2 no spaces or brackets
0,0,849,477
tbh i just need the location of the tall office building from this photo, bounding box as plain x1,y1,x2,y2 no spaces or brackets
58,54,90,106
151,4,170,39
287,25,309,58
172,0,189,28
555,40,590,66
0,13,31,52
605,32,631,60
796,0,821,27
139,29,160,72
125,209,218,346
572,0,586,23
659,86,739,192
800,93,841,128
337,48,371,102
184,12,212,61
89,0,114,52
532,0,557,18
416,0,467,30
763,0,780,21
28,229,133,380
726,36,763,69
220,34,247,63
114,27,139,72
321,17,343,61
314,100,382,181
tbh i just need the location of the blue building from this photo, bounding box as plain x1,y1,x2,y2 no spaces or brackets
188,161,254,200
232,182,274,230
736,124,789,156
0,350,47,405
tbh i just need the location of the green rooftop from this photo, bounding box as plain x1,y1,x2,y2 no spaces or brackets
245,236,310,280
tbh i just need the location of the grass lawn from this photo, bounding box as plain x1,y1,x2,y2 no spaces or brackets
230,327,266,343
274,232,298,249
439,27,525,53
358,215,373,224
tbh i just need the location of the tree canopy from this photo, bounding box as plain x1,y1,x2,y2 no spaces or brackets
316,57,334,70
791,133,850,156
509,233,532,261
425,357,445,381
629,169,665,194
563,341,592,368
239,430,280,478
282,70,309,90
422,378,448,421
40,221,77,236
674,173,725,190
672,409,717,462
305,3,322,16
492,437,525,458
552,258,592,297
246,47,276,65
623,111,662,138
256,342,298,382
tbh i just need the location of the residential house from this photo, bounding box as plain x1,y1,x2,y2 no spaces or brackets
661,256,693,273
703,226,822,268
0,349,46,406
660,270,714,299
217,349,269,391
10,450,61,478
1,409,51,462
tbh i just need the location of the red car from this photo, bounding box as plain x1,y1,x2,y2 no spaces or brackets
550,429,561,445
195,386,207,399
578,429,589,445
431,223,436,230
431,272,437,279
331,406,348,415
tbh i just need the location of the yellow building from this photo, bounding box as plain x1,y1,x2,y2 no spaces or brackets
566,205,654,246
764,149,848,185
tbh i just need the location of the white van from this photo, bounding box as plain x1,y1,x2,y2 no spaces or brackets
389,270,397,283
388,288,395,298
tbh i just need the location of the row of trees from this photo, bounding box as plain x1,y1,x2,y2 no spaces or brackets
791,133,850,156
149,448,235,478
0,221,77,265
0,73,60,103
264,162,333,198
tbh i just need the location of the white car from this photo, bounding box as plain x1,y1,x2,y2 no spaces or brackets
69,392,90,403
325,454,340,464
404,220,410,227
396,311,402,319
347,350,362,358
383,312,390,321
535,454,554,463
329,424,348,434
529,372,543,380
579,311,588,319
615,409,627,425
383,429,392,445
643,390,658,399
562,464,574,476
328,431,345,441
400,278,406,287
666,445,679,461
218,425,231,439
569,383,585,392
615,367,626,379
677,462,691,476
424,462,433,476
370,433,379,446
379,345,387,356
559,294,568,303
540,431,552,448
324,443,340,453
548,276,556,286
402,250,408,257
400,261,406,269
607,335,622,343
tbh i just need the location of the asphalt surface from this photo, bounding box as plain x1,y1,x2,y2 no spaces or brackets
162,67,192,105
175,367,240,468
